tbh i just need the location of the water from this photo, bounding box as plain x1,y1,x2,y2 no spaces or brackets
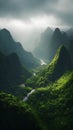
20,84,25,87
23,89,35,102
33,73,36,76
40,59,47,65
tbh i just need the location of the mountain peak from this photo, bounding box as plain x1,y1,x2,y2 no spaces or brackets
29,45,73,87
54,28,61,36
0,28,13,41
0,28,10,35
48,45,72,79
51,28,62,44
41,45,73,85
54,28,61,32
45,27,53,33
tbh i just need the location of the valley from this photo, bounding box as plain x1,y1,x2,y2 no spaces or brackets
0,27,73,130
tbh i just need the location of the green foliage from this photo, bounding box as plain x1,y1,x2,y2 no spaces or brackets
27,71,73,130
26,46,72,88
0,91,43,130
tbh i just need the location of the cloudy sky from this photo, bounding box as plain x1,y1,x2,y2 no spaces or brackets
0,0,73,50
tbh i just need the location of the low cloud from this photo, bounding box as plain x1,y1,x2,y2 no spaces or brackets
0,0,73,27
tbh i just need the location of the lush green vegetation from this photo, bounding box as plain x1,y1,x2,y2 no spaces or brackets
0,84,32,99
26,46,72,88
0,92,44,130
27,71,73,130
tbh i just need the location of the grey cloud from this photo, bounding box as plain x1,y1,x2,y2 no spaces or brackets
0,0,73,27
55,0,73,27
0,0,58,18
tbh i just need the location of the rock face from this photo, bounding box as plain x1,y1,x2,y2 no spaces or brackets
0,29,40,69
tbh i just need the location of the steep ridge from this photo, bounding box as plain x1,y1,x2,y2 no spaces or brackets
0,29,40,69
27,71,73,130
33,27,70,63
33,27,53,62
49,28,70,61
26,46,73,87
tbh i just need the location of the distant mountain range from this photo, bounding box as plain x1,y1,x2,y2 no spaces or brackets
0,29,40,69
33,27,73,63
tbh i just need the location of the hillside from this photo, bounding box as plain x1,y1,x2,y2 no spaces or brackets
0,92,43,130
33,27,71,63
0,52,31,87
0,52,32,98
27,71,73,130
0,27,73,130
0,29,40,69
26,46,73,87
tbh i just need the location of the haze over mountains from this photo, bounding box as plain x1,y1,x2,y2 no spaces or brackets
0,27,73,67
0,29,40,69
33,27,73,63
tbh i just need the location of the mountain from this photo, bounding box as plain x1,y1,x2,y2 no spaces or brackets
66,28,73,62
33,27,53,62
26,46,73,87
0,52,31,88
0,28,40,69
66,28,73,37
0,92,43,130
33,27,70,63
27,71,73,130
49,28,70,61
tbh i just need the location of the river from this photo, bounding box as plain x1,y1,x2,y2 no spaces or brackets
40,59,47,65
23,89,35,102
23,59,46,102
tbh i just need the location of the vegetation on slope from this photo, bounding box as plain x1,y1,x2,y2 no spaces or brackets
27,71,73,130
0,92,44,130
26,46,72,87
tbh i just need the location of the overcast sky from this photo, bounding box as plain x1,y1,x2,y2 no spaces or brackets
0,0,73,51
